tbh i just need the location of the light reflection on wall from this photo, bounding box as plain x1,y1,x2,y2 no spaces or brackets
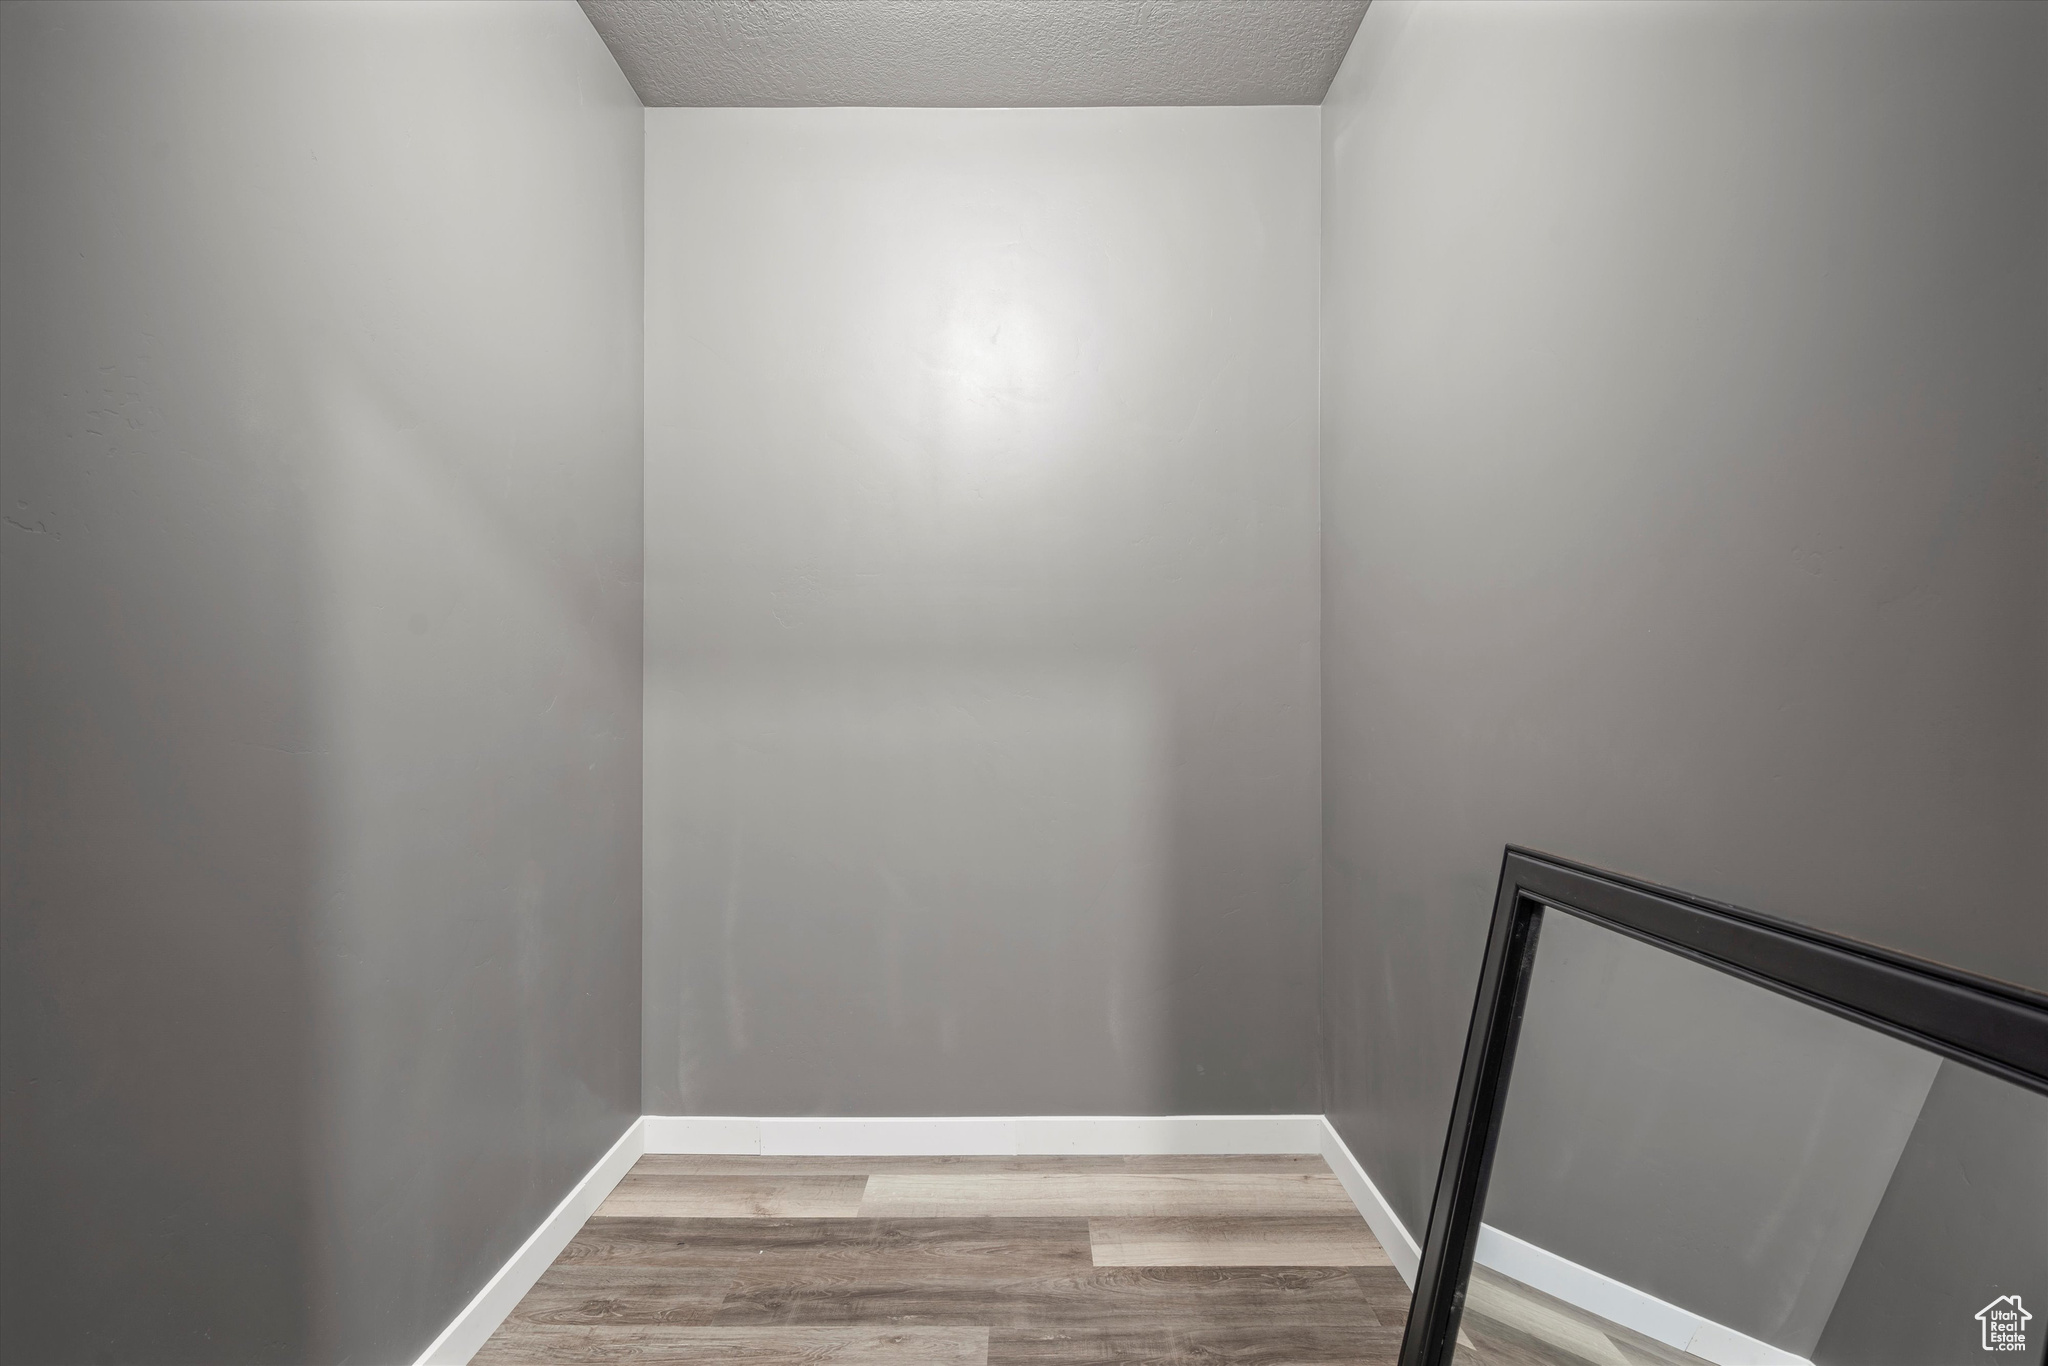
911,246,1092,496
936,272,1057,416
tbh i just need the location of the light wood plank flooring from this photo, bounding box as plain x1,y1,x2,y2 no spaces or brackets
1452,1266,1718,1366
475,1153,1410,1364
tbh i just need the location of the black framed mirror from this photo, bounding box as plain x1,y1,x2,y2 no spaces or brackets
1399,848,2048,1366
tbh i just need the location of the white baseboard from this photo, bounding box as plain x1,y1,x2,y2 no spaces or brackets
640,1114,762,1153
641,1113,1323,1156
1016,1114,1322,1154
1316,1116,1422,1285
1471,1225,1812,1366
412,1117,645,1366
767,1116,1020,1155
1682,1320,1814,1366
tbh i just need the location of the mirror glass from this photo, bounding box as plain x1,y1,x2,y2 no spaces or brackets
1449,905,2046,1366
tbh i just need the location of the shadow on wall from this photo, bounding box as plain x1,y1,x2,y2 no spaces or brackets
300,344,643,1363
643,642,1318,1120
1,5,326,1356
645,660,1177,1115
1318,0,2047,1271
1,3,644,1364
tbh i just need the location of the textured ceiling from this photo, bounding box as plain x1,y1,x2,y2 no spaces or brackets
577,1,1370,107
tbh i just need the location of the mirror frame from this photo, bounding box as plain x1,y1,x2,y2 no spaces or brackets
1397,847,2048,1366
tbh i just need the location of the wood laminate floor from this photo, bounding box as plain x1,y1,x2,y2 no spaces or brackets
1451,1267,1717,1366
474,1153,1410,1365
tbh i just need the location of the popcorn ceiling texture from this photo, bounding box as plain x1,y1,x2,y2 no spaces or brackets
577,0,1369,107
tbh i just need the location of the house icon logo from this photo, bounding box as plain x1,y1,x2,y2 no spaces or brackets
1980,1296,2032,1353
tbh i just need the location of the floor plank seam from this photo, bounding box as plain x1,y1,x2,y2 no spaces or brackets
475,1152,1699,1365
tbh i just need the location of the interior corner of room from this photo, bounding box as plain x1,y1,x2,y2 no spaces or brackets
1,1,2042,1365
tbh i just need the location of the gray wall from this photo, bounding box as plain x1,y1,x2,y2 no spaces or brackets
643,107,1321,1117
1487,910,1941,1353
1320,0,2046,1328
1815,1060,2048,1366
0,3,643,1362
